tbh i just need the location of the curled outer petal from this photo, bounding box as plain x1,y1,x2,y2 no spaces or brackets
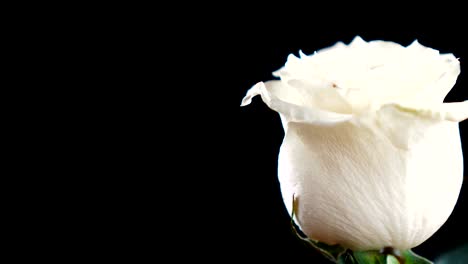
241,81,353,126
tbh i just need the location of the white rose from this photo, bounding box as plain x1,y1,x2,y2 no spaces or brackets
241,36,468,251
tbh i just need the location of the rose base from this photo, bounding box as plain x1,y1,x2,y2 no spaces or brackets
290,197,432,264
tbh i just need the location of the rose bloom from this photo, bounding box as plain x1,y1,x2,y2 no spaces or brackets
242,36,468,250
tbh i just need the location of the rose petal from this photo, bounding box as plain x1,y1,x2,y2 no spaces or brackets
278,112,463,250
284,79,353,114
374,101,468,149
241,81,353,126
272,38,461,110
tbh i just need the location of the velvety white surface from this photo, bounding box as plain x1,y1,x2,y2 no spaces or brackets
242,36,468,250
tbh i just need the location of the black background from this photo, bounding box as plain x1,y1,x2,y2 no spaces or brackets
236,30,468,262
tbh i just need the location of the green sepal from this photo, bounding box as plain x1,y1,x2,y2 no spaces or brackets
386,255,400,264
400,250,433,264
341,250,432,264
337,251,357,264
351,250,387,264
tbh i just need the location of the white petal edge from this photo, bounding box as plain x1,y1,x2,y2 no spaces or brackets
241,81,353,125
405,53,460,104
387,101,468,122
374,101,468,149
